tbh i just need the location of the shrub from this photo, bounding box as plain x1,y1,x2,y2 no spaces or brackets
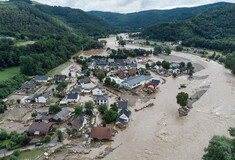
57,131,63,142
12,150,20,157
22,137,31,145
0,130,8,140
44,135,51,143
31,112,37,117
98,104,107,114
74,106,83,115
9,155,18,160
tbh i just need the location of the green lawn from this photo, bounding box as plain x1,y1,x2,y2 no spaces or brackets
0,67,21,82
18,149,45,160
47,62,68,77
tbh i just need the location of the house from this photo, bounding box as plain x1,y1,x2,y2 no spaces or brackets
129,63,137,69
20,79,36,91
94,95,108,105
97,60,108,70
25,94,36,103
53,107,70,121
35,113,53,123
116,59,127,69
125,59,132,65
120,75,153,90
128,69,136,76
35,92,50,103
108,58,115,63
115,70,127,79
94,69,108,76
81,69,89,76
137,68,147,75
88,61,97,70
35,75,49,83
90,127,112,140
77,77,91,86
82,82,97,93
54,75,66,83
170,63,180,69
150,64,159,71
156,68,168,75
135,57,143,63
68,115,87,131
109,62,118,69
180,67,189,74
67,93,79,103
28,122,53,136
152,79,160,86
1,98,8,104
72,88,84,94
92,86,104,96
108,77,123,85
171,68,180,74
118,101,128,111
115,109,129,128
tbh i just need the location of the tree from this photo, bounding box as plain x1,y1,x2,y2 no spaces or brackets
110,103,118,112
165,47,171,55
228,127,235,137
98,104,107,114
31,112,37,117
102,109,117,123
44,135,51,143
187,62,193,68
145,63,150,69
156,61,162,66
176,45,183,51
12,150,20,157
202,136,233,160
85,101,94,117
154,46,162,55
86,70,90,77
56,81,68,91
179,62,185,68
57,130,63,142
104,78,111,86
74,106,83,115
22,137,31,145
118,39,126,47
0,130,8,140
111,80,116,86
68,72,71,77
49,105,61,114
176,92,189,107
162,61,170,69
97,72,105,82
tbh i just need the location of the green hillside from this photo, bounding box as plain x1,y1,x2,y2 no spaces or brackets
90,2,233,31
141,5,235,52
35,5,113,37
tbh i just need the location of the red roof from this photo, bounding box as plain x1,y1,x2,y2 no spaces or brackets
90,127,112,140
129,69,136,76
144,82,157,89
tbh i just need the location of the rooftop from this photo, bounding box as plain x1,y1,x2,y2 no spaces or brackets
121,75,153,86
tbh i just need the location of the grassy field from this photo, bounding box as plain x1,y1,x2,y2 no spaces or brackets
47,62,68,77
0,67,21,82
18,149,45,160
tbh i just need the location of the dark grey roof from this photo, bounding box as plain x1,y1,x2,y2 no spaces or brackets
116,109,129,124
78,77,91,84
97,59,107,65
152,79,160,85
130,63,137,68
116,59,126,67
94,95,108,101
35,75,49,81
72,88,83,93
92,85,103,90
20,83,36,90
121,76,153,86
180,67,188,72
118,101,128,109
53,107,70,121
34,92,50,99
54,75,66,81
68,93,79,100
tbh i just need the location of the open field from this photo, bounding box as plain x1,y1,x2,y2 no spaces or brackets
0,67,20,82
47,62,69,77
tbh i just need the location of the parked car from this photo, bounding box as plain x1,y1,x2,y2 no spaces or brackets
35,142,43,147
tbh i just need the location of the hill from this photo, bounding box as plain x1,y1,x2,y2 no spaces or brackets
35,5,113,37
89,2,234,31
141,5,235,52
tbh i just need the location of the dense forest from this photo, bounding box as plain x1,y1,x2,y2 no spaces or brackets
35,5,113,37
90,2,233,31
141,5,235,52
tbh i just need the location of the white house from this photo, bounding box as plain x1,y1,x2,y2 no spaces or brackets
92,86,104,96
115,109,129,128
120,75,153,90
135,57,143,63
35,92,50,103
94,95,108,105
67,93,79,103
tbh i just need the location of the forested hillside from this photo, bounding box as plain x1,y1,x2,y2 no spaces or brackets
90,2,233,31
141,5,235,52
0,0,108,75
35,5,113,37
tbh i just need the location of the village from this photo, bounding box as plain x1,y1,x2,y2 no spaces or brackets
0,33,198,159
